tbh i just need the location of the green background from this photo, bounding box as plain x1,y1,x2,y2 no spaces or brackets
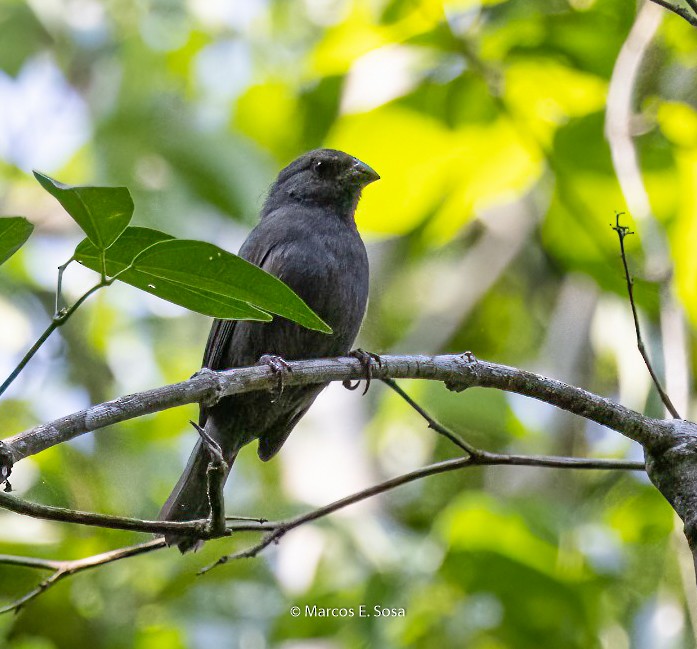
1,0,696,646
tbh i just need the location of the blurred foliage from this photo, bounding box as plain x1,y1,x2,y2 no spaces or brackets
0,0,696,647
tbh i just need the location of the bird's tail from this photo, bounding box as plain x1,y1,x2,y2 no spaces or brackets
159,434,237,553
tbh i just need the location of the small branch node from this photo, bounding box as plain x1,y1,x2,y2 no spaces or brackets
194,367,226,409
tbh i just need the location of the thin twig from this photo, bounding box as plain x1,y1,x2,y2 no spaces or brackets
54,257,74,316
476,451,644,470
192,420,228,538
0,539,165,614
382,377,479,455
649,0,697,25
0,490,212,536
200,448,645,574
612,213,681,419
0,444,645,608
383,377,644,471
199,456,476,574
0,279,111,399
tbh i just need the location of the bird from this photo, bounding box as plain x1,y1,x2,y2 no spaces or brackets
158,148,379,552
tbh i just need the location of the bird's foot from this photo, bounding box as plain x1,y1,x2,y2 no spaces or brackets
257,354,293,401
343,349,382,395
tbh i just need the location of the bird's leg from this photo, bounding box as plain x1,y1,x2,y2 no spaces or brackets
343,349,382,395
257,354,293,402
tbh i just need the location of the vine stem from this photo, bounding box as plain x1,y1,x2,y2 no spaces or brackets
0,278,111,398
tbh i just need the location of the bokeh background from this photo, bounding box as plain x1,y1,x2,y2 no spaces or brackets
1,0,697,647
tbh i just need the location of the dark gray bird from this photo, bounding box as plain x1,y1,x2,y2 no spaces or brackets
159,148,378,552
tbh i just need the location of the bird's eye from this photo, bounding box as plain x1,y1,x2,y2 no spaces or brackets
313,160,332,177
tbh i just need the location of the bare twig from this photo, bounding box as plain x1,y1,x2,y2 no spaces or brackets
198,456,476,574
0,539,165,614
384,376,644,471
612,213,681,419
0,490,211,536
200,446,645,574
0,444,645,609
382,376,484,456
648,0,697,25
192,420,228,538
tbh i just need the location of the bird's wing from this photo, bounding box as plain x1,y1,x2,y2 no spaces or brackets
202,319,238,371
199,237,281,426
202,234,281,371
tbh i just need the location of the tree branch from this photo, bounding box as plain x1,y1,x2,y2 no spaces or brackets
0,376,647,611
2,353,666,479
200,448,644,574
1,443,639,613
0,489,215,536
0,539,165,614
0,353,683,608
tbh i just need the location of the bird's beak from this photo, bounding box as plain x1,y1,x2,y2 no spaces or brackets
350,158,380,186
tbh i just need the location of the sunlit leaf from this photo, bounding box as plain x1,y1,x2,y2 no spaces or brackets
0,216,33,265
329,106,451,236
505,60,607,144
437,492,580,579
330,106,542,243
670,148,697,326
235,81,301,159
34,172,133,250
425,118,543,244
657,101,697,148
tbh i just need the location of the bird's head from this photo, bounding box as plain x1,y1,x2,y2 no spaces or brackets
266,149,380,217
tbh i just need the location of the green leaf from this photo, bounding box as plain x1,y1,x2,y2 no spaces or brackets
74,227,332,332
34,172,134,250
0,217,34,265
74,226,174,274
132,239,331,332
75,227,269,321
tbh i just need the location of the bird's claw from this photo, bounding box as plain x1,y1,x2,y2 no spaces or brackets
257,354,292,401
343,349,382,395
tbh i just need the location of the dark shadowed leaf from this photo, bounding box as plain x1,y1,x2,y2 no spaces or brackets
34,172,134,249
0,217,34,265
74,228,331,331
